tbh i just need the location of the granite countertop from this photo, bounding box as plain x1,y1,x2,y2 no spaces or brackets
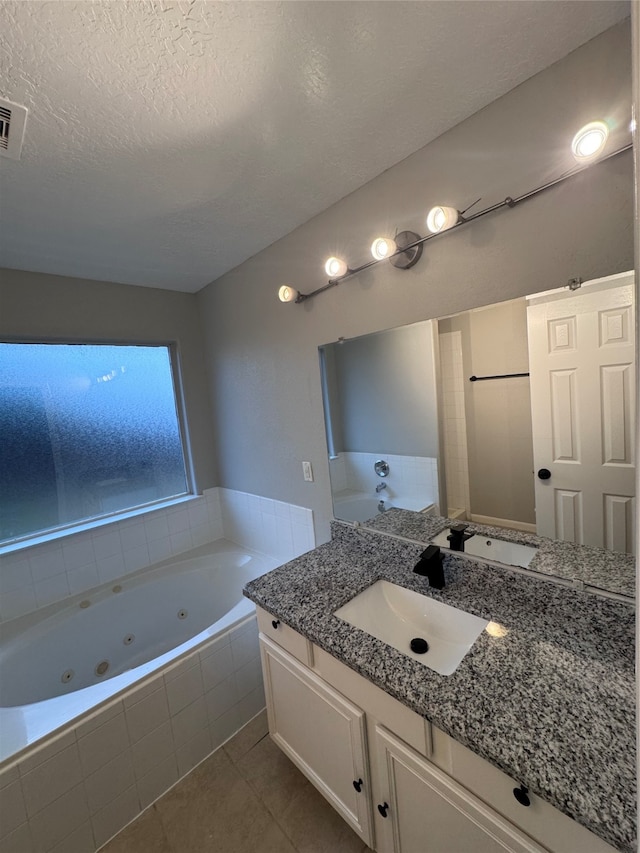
362,508,636,598
244,523,636,853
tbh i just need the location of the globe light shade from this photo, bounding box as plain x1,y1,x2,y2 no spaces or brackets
278,285,298,303
571,121,609,161
371,237,397,260
324,256,348,278
426,206,459,234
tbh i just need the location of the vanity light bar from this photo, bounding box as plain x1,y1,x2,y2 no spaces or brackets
279,130,631,305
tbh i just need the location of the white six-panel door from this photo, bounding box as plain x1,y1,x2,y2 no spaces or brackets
526,271,635,553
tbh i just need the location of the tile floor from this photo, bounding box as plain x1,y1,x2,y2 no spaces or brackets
101,710,373,853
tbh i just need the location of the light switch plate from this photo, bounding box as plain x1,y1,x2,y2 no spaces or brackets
302,461,313,482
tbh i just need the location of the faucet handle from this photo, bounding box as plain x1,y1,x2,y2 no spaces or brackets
419,544,441,560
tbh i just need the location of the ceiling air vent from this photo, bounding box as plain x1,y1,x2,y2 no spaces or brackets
0,98,28,160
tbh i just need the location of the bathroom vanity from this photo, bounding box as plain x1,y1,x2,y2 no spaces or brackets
243,518,635,853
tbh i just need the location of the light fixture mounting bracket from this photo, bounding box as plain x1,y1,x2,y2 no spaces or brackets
389,231,422,269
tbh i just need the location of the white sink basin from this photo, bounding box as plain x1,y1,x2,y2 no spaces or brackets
464,536,537,567
431,530,537,568
334,580,488,676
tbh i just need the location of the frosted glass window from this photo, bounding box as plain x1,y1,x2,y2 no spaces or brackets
0,343,189,545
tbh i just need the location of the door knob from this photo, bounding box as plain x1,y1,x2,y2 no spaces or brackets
353,779,363,793
377,802,389,818
537,468,551,480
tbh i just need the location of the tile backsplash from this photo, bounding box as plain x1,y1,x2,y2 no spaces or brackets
0,489,314,623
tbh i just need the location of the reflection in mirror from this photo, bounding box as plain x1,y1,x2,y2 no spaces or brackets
320,320,441,524
320,270,635,557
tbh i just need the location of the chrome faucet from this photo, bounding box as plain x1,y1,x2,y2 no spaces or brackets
375,482,387,493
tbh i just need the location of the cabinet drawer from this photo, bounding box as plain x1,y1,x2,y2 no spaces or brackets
256,605,313,666
446,733,618,853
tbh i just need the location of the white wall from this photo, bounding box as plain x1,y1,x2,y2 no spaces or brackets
197,20,634,543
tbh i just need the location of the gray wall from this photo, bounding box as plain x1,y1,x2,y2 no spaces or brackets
441,300,535,525
328,320,438,457
197,21,634,543
0,268,218,492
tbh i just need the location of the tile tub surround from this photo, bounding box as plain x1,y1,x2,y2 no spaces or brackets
356,508,636,598
0,614,265,853
0,487,315,623
0,489,315,852
329,451,439,511
243,526,636,852
101,709,372,853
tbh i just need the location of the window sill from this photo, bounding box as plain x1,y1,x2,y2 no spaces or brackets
0,494,200,557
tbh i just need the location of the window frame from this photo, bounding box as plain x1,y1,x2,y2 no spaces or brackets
0,336,195,550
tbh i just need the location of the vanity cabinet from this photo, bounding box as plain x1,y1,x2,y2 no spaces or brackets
260,635,374,846
257,607,618,853
370,725,544,853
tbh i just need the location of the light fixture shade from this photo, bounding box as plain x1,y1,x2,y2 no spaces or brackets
571,121,609,161
371,237,397,260
278,285,298,303
324,256,348,278
426,206,459,234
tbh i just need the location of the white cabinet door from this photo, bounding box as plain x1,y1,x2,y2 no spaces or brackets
259,634,374,846
372,725,546,853
527,271,635,552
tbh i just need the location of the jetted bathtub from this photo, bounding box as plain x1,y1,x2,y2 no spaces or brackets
0,539,278,764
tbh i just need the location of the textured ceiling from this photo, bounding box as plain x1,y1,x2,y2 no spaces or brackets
0,0,631,293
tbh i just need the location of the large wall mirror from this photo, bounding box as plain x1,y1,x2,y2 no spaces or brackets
320,270,635,562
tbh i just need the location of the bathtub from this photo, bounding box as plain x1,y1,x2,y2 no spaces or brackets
333,493,436,524
0,538,280,851
0,538,277,764
333,495,389,523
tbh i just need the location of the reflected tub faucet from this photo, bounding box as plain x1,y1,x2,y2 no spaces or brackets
376,482,387,493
